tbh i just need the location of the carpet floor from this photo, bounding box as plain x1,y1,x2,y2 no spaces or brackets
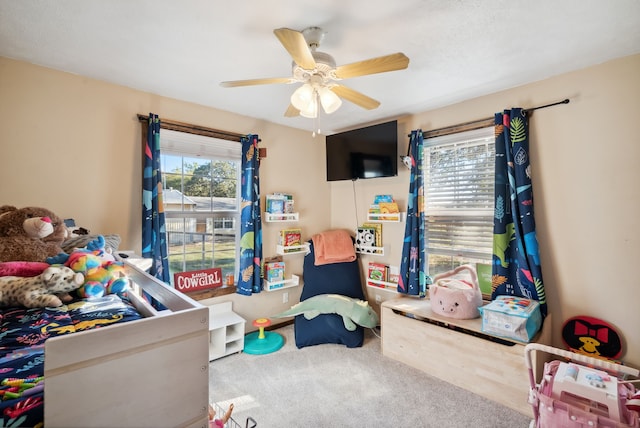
209,324,533,427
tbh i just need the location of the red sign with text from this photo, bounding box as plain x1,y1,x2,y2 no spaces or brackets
174,268,222,293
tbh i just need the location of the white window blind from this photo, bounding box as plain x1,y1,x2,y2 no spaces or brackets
158,129,241,284
160,129,242,161
424,127,495,262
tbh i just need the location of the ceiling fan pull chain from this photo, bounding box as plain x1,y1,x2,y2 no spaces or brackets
312,115,321,138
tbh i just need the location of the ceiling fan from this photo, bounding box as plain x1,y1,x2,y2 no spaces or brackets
220,27,410,119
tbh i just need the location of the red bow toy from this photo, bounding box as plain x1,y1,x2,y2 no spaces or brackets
574,321,609,343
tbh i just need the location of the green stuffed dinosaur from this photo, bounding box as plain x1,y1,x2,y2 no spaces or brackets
272,294,379,331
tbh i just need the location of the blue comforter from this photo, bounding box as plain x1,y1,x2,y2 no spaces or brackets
0,295,141,427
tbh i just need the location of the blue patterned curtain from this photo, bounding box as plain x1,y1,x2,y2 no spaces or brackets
142,113,170,283
492,108,547,317
398,130,429,297
236,134,263,296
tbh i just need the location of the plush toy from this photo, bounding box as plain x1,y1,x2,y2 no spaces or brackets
0,205,67,262
0,265,84,308
272,294,380,331
48,235,129,298
0,261,50,277
627,390,640,415
429,264,483,320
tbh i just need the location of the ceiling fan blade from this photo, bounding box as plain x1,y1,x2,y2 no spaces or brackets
274,28,317,70
220,77,293,88
334,52,409,79
331,85,381,110
284,104,300,117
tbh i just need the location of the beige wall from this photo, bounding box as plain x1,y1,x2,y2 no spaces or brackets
1,54,639,367
0,56,330,323
332,54,640,367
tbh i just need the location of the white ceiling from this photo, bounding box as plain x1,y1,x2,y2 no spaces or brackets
1,0,639,134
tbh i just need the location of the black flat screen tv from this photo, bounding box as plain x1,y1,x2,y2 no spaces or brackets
326,120,398,181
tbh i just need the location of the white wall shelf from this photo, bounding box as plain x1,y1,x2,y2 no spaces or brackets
276,243,310,256
265,212,299,222
366,212,405,222
264,274,300,292
366,278,398,289
208,302,245,361
355,244,385,256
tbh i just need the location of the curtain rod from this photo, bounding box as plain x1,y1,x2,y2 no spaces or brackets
415,98,570,139
137,114,249,142
524,98,570,113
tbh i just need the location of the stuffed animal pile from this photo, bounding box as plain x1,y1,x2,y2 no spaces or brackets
0,205,67,262
0,205,130,307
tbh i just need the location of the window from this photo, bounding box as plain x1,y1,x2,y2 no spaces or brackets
423,127,495,277
159,129,241,285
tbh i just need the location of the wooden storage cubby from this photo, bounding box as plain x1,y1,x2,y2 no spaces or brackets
381,297,551,417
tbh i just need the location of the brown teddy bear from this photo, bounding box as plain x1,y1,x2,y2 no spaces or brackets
0,205,67,262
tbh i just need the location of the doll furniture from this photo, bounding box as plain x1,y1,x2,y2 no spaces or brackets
526,343,639,427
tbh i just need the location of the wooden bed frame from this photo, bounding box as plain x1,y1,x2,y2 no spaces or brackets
44,260,210,428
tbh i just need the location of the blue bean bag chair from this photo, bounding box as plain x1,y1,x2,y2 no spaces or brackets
294,240,366,348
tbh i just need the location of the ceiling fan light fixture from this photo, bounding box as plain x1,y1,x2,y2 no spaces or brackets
298,95,318,118
318,87,342,114
290,83,315,111
222,27,409,122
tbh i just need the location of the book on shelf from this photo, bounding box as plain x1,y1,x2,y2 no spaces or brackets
388,265,400,285
266,193,294,214
356,226,377,251
279,228,302,252
264,261,285,283
367,262,389,287
361,222,382,247
379,201,399,213
368,195,401,220
267,199,285,214
378,201,400,220
374,194,394,204
283,198,295,214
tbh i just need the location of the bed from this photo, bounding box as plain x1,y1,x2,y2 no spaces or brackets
0,259,210,428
